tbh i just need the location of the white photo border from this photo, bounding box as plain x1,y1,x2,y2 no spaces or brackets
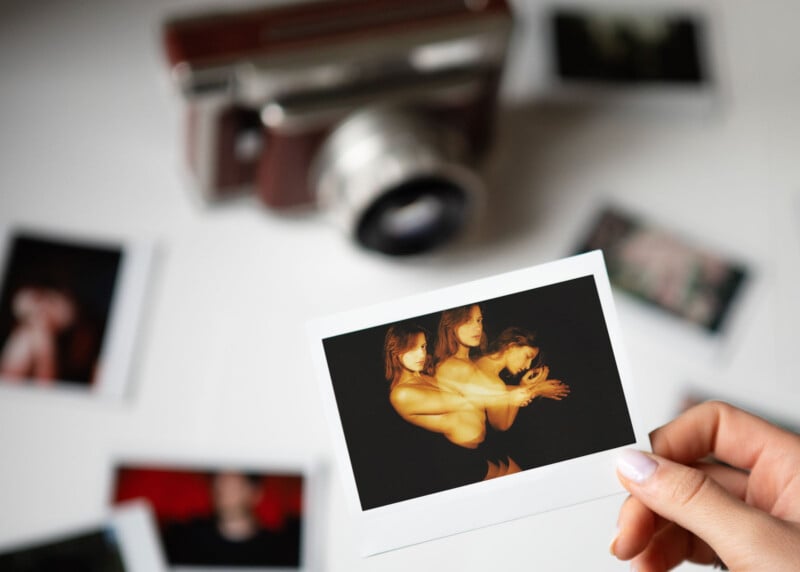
505,0,724,113
307,250,650,556
0,225,154,400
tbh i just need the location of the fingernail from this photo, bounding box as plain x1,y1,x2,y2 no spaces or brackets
616,449,657,483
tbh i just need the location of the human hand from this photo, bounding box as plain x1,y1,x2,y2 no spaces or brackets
510,386,534,407
611,401,800,571
529,379,570,401
521,365,549,387
521,367,570,400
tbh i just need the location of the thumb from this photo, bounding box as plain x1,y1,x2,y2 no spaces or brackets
616,449,781,569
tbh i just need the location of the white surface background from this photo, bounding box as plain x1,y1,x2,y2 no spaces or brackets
1,0,799,570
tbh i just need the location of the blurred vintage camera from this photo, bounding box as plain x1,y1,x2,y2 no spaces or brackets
163,0,513,255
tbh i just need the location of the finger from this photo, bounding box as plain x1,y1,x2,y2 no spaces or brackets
614,462,747,560
617,449,786,570
696,461,748,500
630,521,717,572
650,400,800,473
612,495,664,560
614,461,749,562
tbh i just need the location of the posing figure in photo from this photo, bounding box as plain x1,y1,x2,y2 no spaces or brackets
0,286,76,383
435,305,570,478
385,323,518,449
163,472,300,567
475,326,570,432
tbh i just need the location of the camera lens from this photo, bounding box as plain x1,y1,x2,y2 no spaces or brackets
312,107,484,256
357,177,468,255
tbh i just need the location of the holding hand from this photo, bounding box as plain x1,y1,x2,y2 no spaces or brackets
611,401,800,571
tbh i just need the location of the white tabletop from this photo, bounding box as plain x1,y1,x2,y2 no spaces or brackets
1,0,799,570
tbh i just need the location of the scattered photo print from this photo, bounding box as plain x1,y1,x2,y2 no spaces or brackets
0,528,126,572
574,206,747,334
550,7,709,85
0,227,152,398
0,502,165,572
112,464,305,569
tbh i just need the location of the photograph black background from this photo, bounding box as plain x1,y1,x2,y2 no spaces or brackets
0,528,126,572
323,275,636,510
551,9,708,85
0,232,122,386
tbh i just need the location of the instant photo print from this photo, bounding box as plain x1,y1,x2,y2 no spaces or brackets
573,204,753,361
0,501,166,572
109,454,323,571
0,226,153,400
308,251,649,555
532,1,719,110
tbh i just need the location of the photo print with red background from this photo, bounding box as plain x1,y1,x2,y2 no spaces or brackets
113,466,303,568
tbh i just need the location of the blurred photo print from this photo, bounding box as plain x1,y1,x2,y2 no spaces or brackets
574,205,748,336
308,251,648,555
0,501,165,572
111,458,318,570
0,227,153,399
551,7,708,85
536,2,717,110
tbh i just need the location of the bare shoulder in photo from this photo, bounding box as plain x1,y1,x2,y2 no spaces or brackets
0,226,153,400
307,251,649,555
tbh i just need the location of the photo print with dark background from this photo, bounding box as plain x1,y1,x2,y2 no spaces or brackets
0,232,122,387
322,275,636,510
0,528,126,572
551,8,709,85
113,466,303,568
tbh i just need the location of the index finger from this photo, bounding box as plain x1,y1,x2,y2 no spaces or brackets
651,400,800,472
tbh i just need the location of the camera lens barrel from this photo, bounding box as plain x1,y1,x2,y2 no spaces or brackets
311,107,485,255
